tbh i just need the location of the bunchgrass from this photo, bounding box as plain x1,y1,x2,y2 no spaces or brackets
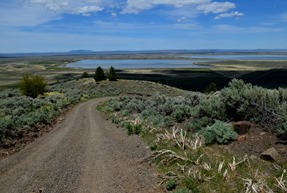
99,81,287,192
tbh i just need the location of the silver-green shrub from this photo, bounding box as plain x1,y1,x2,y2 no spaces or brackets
199,120,238,144
221,79,287,137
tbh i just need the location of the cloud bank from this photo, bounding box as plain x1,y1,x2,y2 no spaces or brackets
24,0,105,15
214,11,244,20
22,0,242,19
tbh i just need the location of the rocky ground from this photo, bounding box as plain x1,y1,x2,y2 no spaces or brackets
229,121,287,162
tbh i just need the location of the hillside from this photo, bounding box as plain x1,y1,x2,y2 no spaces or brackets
0,78,286,192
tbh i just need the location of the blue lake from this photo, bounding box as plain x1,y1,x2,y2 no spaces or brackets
66,59,208,69
66,55,287,69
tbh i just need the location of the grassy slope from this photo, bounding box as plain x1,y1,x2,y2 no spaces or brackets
1,54,287,191
0,79,188,150
1,77,287,191
97,82,287,193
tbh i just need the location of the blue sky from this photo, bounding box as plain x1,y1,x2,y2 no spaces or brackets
0,0,287,53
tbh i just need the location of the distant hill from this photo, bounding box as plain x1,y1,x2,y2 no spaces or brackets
0,49,286,58
68,50,95,54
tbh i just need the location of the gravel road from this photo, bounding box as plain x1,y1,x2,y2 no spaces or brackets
0,98,162,193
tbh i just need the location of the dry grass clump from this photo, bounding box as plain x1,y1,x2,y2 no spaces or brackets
98,79,287,192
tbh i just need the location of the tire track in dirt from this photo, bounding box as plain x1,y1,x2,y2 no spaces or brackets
0,98,162,193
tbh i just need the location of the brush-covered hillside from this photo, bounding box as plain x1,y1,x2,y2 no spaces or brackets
0,79,187,150
99,79,287,192
0,78,286,192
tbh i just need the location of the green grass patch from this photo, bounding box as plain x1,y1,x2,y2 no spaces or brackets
29,61,55,65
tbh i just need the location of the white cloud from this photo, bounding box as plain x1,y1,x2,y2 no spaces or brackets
121,0,211,14
121,0,152,14
2,0,242,24
75,6,103,15
214,11,244,20
121,0,240,22
196,2,235,14
23,0,105,15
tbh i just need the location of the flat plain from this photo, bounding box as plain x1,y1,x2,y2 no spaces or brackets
1,54,287,91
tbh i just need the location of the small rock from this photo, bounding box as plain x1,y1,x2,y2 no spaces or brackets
261,147,280,162
237,135,247,142
234,121,252,135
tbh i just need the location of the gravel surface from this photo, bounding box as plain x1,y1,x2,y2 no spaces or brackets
0,98,162,193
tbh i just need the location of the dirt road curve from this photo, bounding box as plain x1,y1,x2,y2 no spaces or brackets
0,98,162,193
